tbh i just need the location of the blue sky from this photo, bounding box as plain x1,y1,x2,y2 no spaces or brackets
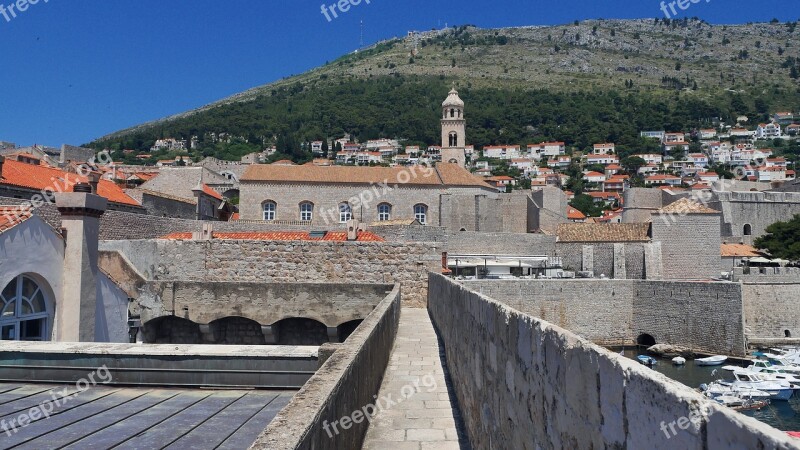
0,0,796,147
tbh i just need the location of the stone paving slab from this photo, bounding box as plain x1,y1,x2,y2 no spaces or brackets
362,308,470,450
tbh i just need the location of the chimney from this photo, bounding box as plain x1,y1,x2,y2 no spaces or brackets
442,252,448,271
55,188,107,342
87,172,100,194
192,222,213,241
347,219,359,241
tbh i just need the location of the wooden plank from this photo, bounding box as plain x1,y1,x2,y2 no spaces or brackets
111,391,246,450
217,393,293,450
0,386,52,407
61,390,212,450
0,385,84,419
14,390,166,450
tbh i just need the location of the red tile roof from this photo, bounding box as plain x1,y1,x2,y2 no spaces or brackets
201,184,223,201
0,159,140,206
567,206,586,220
0,206,32,233
159,231,385,242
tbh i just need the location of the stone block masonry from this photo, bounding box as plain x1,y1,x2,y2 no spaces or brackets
101,239,442,307
743,283,800,342
465,279,746,355
252,285,401,449
428,274,797,449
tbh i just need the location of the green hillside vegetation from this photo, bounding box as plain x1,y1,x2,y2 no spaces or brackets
89,19,800,164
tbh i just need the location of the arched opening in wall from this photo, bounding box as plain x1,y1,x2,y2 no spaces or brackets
785,330,792,338
275,318,328,346
743,224,752,236
141,316,202,344
460,228,467,232
636,333,656,347
222,189,240,201
210,317,265,345
337,320,364,343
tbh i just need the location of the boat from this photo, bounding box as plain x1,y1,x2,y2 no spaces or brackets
695,355,727,366
672,356,686,365
717,371,795,401
700,382,772,401
637,355,657,366
731,398,770,412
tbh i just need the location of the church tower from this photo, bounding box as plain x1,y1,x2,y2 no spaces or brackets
441,87,467,167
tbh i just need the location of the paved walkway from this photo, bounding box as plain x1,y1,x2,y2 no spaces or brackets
363,308,470,450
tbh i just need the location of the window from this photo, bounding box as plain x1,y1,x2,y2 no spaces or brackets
414,204,428,225
743,224,752,236
263,202,276,221
339,203,352,223
300,202,314,222
449,132,458,147
450,108,455,118
0,275,50,341
378,204,392,221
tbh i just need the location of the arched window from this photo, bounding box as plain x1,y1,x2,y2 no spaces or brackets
743,224,752,236
414,204,428,225
378,203,392,221
450,108,455,118
300,202,314,222
0,275,50,341
449,132,458,147
339,203,352,223
263,201,276,221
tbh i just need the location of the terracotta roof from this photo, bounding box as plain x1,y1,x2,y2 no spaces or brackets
0,206,32,233
0,159,140,206
159,231,385,242
721,243,762,258
201,184,223,201
242,163,493,189
657,198,719,215
567,206,586,220
557,223,651,243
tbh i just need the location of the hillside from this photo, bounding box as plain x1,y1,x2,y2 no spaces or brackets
90,18,800,162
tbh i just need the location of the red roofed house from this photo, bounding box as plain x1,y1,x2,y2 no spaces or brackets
567,206,587,223
645,174,682,187
0,156,143,213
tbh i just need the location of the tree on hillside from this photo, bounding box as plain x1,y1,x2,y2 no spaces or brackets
621,156,647,175
570,194,605,218
754,215,800,261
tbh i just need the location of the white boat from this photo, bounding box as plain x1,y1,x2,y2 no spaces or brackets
748,360,800,376
696,355,728,366
718,371,795,401
672,356,686,365
701,382,771,400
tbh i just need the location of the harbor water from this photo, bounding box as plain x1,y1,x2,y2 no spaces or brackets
620,349,800,432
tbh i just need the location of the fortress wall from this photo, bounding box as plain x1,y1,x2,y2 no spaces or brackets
429,274,794,450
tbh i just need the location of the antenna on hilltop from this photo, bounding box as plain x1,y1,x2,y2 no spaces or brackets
360,20,364,48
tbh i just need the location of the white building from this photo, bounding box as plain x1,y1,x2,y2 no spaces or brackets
593,143,615,155
527,142,565,161
756,123,782,139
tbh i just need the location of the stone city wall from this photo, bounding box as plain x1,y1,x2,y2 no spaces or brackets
743,283,800,342
463,279,746,355
428,274,796,450
253,285,401,450
100,239,441,307
555,242,646,279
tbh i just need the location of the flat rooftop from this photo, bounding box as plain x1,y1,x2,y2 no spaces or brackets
0,383,293,449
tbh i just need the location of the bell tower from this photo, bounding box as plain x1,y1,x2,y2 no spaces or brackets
441,87,467,167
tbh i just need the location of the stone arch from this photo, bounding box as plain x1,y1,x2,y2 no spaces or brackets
222,188,240,200
141,316,202,344
0,273,56,341
785,329,792,338
636,333,656,347
743,224,752,236
209,316,266,345
274,317,328,345
337,319,364,343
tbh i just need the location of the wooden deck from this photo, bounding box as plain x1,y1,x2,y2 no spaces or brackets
0,383,293,449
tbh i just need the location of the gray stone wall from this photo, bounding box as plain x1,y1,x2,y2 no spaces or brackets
623,188,663,223
101,239,441,307
370,225,448,243
556,242,646,279
743,283,800,341
709,191,800,241
462,279,746,355
428,274,794,450
651,213,722,280
253,286,401,450
448,231,556,255
141,193,197,219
